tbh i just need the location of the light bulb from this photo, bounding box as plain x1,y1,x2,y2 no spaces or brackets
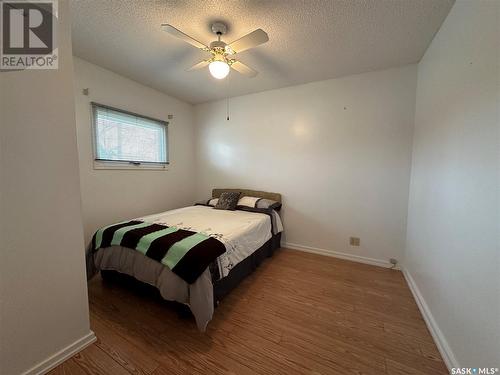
209,60,230,79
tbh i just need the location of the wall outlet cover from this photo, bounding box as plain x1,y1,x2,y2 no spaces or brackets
349,237,360,246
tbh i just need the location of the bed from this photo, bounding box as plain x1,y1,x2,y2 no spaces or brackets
87,188,283,331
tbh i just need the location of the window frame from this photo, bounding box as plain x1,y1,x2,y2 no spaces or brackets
90,102,169,170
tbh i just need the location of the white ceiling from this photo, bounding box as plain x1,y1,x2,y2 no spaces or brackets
70,0,454,104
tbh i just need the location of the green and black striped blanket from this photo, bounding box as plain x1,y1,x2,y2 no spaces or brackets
91,220,226,283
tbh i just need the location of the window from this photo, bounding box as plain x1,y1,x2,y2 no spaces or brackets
92,103,168,169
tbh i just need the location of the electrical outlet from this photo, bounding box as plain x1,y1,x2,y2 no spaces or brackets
349,237,360,246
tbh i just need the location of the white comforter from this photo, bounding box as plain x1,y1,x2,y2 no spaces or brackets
140,205,282,278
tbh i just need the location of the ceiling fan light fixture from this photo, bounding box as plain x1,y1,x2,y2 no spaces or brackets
162,23,268,79
209,60,230,79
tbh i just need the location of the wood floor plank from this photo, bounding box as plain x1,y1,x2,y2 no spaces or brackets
71,344,131,375
51,249,447,374
48,359,88,375
90,316,160,374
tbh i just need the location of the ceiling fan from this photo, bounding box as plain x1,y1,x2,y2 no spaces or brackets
161,22,269,80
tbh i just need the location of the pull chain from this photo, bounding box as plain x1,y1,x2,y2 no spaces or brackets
225,76,230,121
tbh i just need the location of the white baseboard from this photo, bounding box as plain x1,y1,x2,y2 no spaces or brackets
22,331,97,375
282,242,393,268
402,269,458,371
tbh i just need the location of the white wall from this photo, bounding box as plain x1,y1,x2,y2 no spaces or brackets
405,0,499,369
0,2,94,374
194,65,417,265
73,58,196,243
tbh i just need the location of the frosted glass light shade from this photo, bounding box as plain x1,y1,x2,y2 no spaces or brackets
209,60,230,79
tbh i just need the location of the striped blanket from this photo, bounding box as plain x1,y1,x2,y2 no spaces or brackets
91,220,226,283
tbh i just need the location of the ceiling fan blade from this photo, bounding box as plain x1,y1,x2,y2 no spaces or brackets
231,61,258,78
161,24,207,49
227,29,269,54
186,60,210,71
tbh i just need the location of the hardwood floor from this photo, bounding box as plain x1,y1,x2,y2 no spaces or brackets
50,249,447,374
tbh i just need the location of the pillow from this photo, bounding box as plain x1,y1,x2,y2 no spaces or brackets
257,198,282,211
236,196,282,211
194,198,219,207
237,196,261,208
214,192,241,210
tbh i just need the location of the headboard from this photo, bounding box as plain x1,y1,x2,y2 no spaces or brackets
212,188,281,203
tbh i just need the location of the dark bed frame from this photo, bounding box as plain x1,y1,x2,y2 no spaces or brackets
100,232,281,309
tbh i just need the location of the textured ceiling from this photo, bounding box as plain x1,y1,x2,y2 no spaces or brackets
70,0,454,104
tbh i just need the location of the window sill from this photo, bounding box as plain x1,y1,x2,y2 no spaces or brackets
93,160,169,171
